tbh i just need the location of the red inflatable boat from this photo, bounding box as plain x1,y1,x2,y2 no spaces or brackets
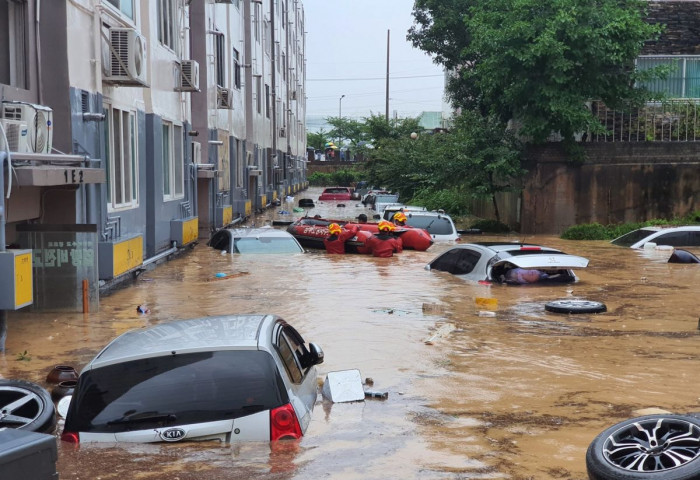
287,217,433,252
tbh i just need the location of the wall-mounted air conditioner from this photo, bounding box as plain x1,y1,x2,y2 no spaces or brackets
217,86,233,109
177,59,200,92
0,119,29,153
192,141,201,164
279,127,286,138
248,169,262,176
104,27,148,86
2,102,53,153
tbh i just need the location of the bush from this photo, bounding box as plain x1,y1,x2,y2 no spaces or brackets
560,223,609,240
470,219,511,233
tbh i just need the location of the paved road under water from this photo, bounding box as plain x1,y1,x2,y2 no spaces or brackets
3,187,700,479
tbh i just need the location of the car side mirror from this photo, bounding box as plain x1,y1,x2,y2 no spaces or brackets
308,343,324,365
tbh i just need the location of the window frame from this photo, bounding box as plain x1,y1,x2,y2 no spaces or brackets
104,104,139,212
232,47,241,89
162,120,184,201
214,31,226,88
157,0,178,54
0,0,28,89
104,0,135,21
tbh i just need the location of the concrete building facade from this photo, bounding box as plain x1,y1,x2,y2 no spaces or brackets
0,0,307,311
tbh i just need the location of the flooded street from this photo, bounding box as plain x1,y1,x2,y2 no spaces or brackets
4,186,700,479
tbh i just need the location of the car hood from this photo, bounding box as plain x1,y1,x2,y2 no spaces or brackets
492,254,589,269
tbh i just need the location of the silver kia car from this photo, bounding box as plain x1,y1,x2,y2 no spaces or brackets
61,314,323,443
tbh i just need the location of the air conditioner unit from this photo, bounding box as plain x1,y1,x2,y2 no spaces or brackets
177,59,200,92
279,127,286,138
2,102,53,153
104,27,148,86
248,169,262,176
191,141,201,164
0,119,29,153
251,0,263,3
214,0,234,3
217,86,233,109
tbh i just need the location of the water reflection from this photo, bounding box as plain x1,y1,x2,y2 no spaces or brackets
4,187,700,479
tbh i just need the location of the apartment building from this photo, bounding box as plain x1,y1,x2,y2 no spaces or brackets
0,0,307,312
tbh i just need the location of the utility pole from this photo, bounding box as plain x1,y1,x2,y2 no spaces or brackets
385,29,390,122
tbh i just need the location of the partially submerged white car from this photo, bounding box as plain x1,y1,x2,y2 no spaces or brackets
425,242,589,284
611,226,700,249
61,315,323,443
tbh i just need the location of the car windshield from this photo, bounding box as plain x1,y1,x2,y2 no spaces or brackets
611,228,657,247
65,351,288,433
323,188,349,194
406,216,454,235
233,236,303,254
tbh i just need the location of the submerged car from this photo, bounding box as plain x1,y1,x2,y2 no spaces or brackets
392,211,460,242
318,187,352,201
208,226,304,254
611,225,700,249
425,242,589,284
61,314,324,444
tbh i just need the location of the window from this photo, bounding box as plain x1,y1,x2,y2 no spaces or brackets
256,77,262,113
232,47,241,89
264,19,271,56
265,84,271,118
162,121,184,200
253,4,260,42
430,249,481,275
0,0,28,88
104,0,134,20
105,105,138,210
157,0,177,53
214,32,225,87
637,57,700,99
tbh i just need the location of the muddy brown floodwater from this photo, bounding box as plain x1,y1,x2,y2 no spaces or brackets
3,186,700,480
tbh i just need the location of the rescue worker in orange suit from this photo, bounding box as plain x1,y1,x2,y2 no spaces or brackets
324,222,359,254
365,221,403,257
392,211,407,227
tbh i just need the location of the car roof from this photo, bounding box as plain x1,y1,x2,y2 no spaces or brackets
453,242,565,253
226,226,294,238
86,314,278,369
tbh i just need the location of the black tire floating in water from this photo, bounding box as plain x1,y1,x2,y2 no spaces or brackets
298,198,315,208
0,379,56,433
544,299,606,314
586,414,700,480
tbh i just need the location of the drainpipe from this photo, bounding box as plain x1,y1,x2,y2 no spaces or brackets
142,241,178,267
0,151,7,351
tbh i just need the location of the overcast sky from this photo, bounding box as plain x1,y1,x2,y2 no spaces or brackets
302,0,446,119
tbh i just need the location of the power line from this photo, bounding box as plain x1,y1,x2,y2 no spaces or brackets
307,73,444,82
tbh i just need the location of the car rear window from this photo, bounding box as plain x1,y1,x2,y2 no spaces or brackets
65,351,289,433
406,215,455,235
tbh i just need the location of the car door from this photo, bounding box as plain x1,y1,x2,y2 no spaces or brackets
274,325,318,434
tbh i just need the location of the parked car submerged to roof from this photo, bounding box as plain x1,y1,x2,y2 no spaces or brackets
208,226,304,254
425,242,589,284
318,187,353,201
61,314,324,444
611,225,700,249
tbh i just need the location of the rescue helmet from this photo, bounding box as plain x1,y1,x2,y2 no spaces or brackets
328,223,342,235
393,212,407,223
377,220,395,232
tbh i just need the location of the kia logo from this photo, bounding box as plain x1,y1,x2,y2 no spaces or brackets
160,428,186,442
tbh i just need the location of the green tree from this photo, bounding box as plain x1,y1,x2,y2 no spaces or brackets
365,111,524,220
307,129,330,150
324,117,366,146
409,0,664,146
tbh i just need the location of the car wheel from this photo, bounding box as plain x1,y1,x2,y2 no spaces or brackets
586,414,700,480
544,299,606,314
0,379,56,433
